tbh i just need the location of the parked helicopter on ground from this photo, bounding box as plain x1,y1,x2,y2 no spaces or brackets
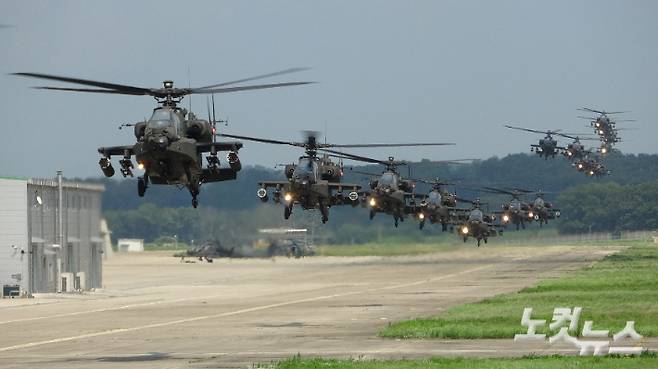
13,69,313,207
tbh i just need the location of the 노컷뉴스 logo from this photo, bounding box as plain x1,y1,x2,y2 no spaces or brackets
514,307,646,356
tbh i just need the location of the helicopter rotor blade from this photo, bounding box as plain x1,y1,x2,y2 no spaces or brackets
31,86,146,95
218,133,301,147
195,67,311,90
504,125,548,135
191,81,314,95
12,72,150,95
326,142,455,148
578,107,629,115
318,148,388,165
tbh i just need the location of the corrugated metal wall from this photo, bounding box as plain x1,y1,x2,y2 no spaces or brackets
0,179,28,292
0,178,104,295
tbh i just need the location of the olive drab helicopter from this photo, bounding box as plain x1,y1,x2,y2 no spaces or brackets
504,125,565,159
526,190,560,227
558,133,598,160
344,153,458,227
219,132,450,223
13,69,313,207
578,107,633,147
574,154,610,177
414,178,458,231
455,199,500,247
478,186,534,230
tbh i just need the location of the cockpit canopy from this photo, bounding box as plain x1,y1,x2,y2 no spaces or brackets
428,190,442,205
378,172,398,189
469,209,484,222
293,157,319,184
147,108,184,136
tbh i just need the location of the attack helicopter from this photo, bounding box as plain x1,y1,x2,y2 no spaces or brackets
574,154,610,177
219,132,451,223
13,69,313,207
578,107,633,146
479,186,534,230
414,178,459,231
526,190,560,227
455,199,500,247
504,125,565,159
559,133,598,160
345,154,454,228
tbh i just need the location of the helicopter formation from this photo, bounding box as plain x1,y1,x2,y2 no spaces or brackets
505,107,632,177
12,70,626,246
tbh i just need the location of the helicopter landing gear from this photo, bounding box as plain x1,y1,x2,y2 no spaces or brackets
394,216,399,228
463,237,467,243
441,222,448,232
419,220,425,230
189,181,200,208
369,209,376,220
477,239,481,247
284,205,292,220
137,174,149,197
319,201,329,223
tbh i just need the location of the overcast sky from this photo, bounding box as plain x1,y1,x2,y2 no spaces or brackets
1,0,656,178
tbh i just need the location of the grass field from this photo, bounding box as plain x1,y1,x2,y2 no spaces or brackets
380,240,658,339
262,354,656,369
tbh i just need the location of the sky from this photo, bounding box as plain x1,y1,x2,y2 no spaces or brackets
1,0,656,178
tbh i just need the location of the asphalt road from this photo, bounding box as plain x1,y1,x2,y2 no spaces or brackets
0,244,650,368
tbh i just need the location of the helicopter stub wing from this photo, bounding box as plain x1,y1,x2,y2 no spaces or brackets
97,145,134,157
258,181,289,189
196,141,243,153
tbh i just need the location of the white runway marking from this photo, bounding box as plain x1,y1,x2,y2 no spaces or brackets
0,264,493,352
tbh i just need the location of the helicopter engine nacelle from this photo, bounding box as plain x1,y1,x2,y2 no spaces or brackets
320,165,342,181
227,151,242,172
185,120,211,140
133,121,147,141
257,188,268,202
369,180,378,190
284,165,296,179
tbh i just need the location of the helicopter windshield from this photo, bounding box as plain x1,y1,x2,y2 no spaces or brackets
379,172,398,188
469,209,484,222
510,199,522,211
293,157,318,183
428,191,442,205
147,109,181,134
534,197,545,208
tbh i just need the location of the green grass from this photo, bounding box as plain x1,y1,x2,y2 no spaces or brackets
262,354,656,369
380,241,658,339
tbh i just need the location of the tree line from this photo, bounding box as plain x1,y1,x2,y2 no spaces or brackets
91,152,658,242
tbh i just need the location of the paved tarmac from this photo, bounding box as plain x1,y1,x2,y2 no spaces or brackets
0,244,652,368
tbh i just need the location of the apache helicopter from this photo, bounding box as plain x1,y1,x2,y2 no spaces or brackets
415,178,458,231
13,69,313,207
345,155,456,228
479,186,534,230
455,199,500,247
559,133,598,160
574,154,610,177
505,125,565,159
578,107,633,146
219,132,450,223
526,190,560,227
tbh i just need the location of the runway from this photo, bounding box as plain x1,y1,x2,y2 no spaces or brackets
0,244,640,368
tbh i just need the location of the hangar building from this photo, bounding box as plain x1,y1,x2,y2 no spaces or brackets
0,175,104,296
